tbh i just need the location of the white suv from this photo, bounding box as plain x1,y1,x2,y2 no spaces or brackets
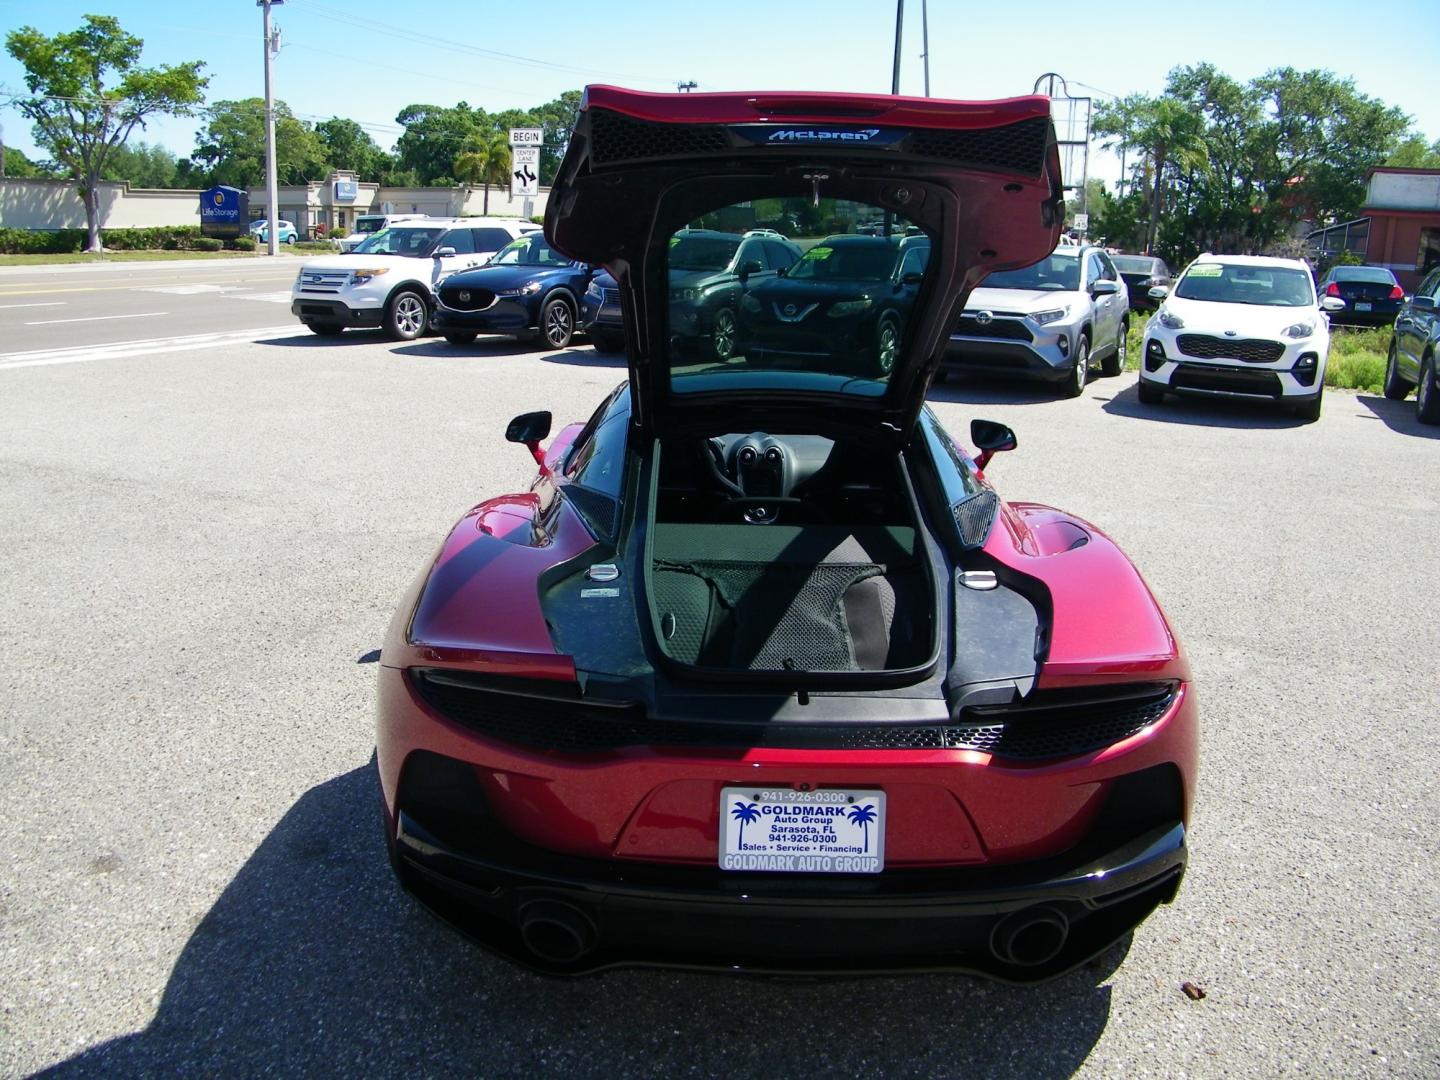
1140,254,1344,422
291,217,540,340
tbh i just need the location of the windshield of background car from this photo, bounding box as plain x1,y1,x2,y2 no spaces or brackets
666,196,930,396
490,235,570,266
1333,267,1396,284
355,216,385,234
981,252,1080,291
1174,263,1315,306
1112,255,1157,274
351,227,446,257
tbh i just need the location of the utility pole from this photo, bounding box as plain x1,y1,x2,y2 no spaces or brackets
890,0,904,95
921,0,930,97
259,0,283,257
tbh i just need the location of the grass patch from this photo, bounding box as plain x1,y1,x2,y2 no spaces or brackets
0,250,255,266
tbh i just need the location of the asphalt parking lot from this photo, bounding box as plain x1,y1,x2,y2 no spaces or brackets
1,297,1437,1076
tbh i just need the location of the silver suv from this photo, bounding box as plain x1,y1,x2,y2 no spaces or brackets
941,244,1130,397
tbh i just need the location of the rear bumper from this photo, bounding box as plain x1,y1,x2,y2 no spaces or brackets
290,298,383,328
393,806,1186,981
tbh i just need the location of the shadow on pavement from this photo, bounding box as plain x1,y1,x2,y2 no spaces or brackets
253,330,391,348
926,372,1066,406
40,764,1122,1078
1101,381,1309,429
1355,393,1440,439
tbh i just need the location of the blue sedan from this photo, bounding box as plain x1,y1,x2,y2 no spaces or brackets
433,235,595,350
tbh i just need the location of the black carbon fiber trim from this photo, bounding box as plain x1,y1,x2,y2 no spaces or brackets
953,490,998,549
589,110,732,166
411,670,1175,760
907,117,1051,175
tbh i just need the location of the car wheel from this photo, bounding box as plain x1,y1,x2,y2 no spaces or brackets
712,307,737,361
876,316,900,376
285,234,296,245
307,322,344,337
444,332,477,346
1383,341,1411,400
592,331,625,353
1137,378,1165,405
385,289,428,341
1418,355,1440,425
1064,336,1090,397
539,295,575,350
1102,321,1127,377
1293,392,1323,423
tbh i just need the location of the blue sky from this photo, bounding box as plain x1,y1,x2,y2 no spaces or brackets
3,0,1438,185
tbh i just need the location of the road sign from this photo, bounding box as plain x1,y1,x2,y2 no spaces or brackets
511,146,540,197
1073,212,1089,232
509,128,543,147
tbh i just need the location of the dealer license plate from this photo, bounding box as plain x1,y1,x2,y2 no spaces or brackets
1356,302,1372,311
718,787,885,873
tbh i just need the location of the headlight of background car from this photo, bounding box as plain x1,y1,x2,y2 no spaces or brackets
828,299,872,317
585,280,603,299
1158,307,1185,330
1282,319,1316,339
498,281,543,297
669,287,698,302
350,268,390,284
1030,306,1069,326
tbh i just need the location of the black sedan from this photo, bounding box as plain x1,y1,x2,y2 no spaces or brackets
737,234,930,376
1111,254,1171,310
1316,265,1405,327
433,235,594,349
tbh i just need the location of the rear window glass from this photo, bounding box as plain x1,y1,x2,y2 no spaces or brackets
663,195,930,398
1112,255,1155,274
1333,267,1397,284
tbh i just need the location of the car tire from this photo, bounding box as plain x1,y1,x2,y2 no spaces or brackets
592,331,625,353
1383,341,1411,400
385,289,428,341
1101,320,1127,377
538,295,575,350
712,307,737,361
1293,392,1323,423
444,332,477,346
284,234,296,245
307,322,344,337
876,315,900,376
1137,378,1165,405
1064,336,1090,398
1418,355,1440,425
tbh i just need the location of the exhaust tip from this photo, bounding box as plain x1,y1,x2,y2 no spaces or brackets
517,899,597,965
990,906,1070,968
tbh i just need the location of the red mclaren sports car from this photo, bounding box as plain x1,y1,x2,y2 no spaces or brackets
376,86,1198,981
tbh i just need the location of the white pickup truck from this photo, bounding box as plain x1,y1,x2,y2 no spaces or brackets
336,212,428,253
290,217,540,340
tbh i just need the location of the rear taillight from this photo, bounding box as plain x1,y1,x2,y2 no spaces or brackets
1325,282,1340,297
1390,285,1404,300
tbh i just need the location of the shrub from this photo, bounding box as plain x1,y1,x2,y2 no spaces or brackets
193,237,224,252
293,240,338,252
0,227,86,254
230,236,256,252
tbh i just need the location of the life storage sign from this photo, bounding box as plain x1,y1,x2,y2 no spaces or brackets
198,186,249,239
718,787,886,873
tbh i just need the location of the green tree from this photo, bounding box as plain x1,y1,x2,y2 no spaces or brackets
394,102,486,185
5,15,207,251
1384,134,1440,169
192,98,328,188
454,129,511,214
1,144,52,178
315,116,389,179
101,140,180,187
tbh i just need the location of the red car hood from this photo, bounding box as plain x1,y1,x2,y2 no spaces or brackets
546,85,1064,438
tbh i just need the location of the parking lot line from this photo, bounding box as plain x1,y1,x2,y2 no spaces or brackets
0,301,66,310
23,311,168,326
0,324,299,370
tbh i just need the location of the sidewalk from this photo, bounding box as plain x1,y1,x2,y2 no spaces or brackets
0,254,304,277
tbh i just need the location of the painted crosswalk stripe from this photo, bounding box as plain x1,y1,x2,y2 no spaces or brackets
0,324,301,370
0,302,66,310
24,311,167,326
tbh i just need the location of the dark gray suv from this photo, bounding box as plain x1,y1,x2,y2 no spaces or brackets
1384,265,1440,424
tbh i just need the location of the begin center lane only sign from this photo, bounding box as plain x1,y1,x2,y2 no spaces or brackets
510,146,540,198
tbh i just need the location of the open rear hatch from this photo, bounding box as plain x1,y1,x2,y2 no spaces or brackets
546,85,1065,437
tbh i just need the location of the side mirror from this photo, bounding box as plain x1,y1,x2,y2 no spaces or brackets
737,259,764,281
900,271,924,286
506,410,553,469
1411,295,1437,312
1148,285,1170,300
970,418,1017,471
433,246,457,259
1320,296,1347,312
1091,280,1120,296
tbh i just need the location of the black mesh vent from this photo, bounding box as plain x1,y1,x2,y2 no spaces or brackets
589,109,732,165
954,316,1033,341
438,286,496,311
953,491,998,548
1176,334,1284,363
562,485,617,538
907,117,1051,175
1170,362,1283,398
411,670,1176,760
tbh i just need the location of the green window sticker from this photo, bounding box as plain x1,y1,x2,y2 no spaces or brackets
1187,263,1224,278
803,246,834,261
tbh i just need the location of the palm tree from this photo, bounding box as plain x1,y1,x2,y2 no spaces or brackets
846,803,878,853
730,801,760,847
1133,99,1210,254
453,130,513,215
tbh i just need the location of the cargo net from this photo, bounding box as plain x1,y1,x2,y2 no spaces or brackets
654,558,889,671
